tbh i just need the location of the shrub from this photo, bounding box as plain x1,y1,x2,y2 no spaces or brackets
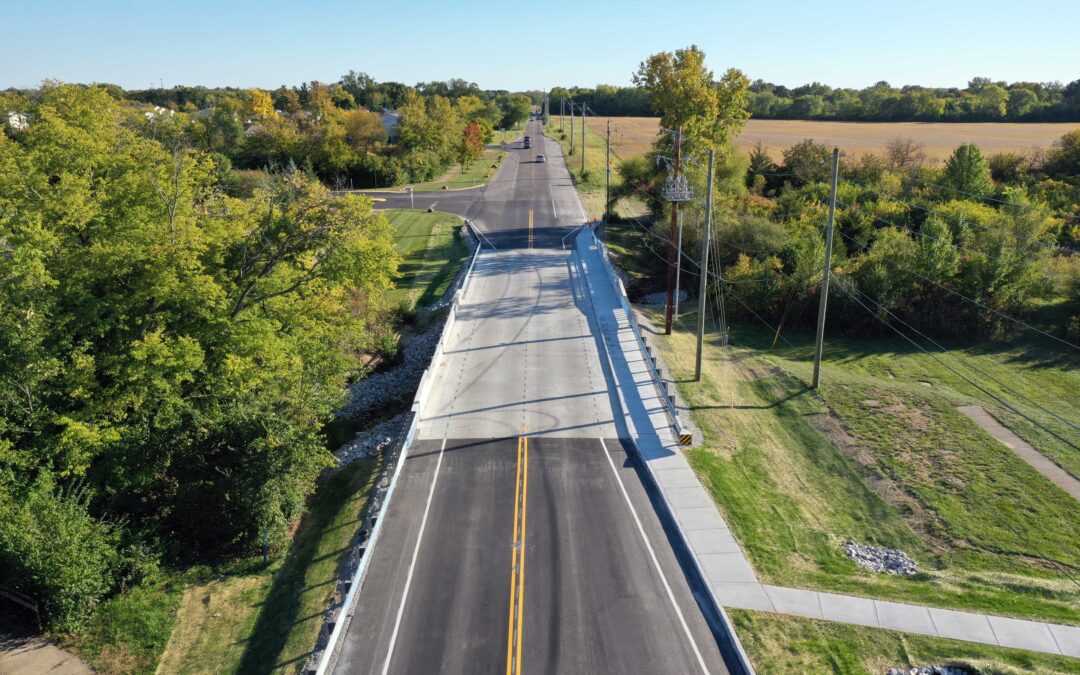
0,474,119,630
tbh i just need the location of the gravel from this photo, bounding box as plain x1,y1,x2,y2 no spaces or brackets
887,667,972,675
636,289,688,307
338,320,446,420
845,541,919,576
334,412,410,466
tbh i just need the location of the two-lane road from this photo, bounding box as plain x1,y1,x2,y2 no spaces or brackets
332,120,732,674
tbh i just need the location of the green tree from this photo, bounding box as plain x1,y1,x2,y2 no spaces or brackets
632,45,750,159
940,143,993,199
782,138,832,186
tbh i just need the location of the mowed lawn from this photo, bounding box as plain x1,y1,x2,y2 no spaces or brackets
586,116,1080,162
642,306,1080,626
385,209,470,310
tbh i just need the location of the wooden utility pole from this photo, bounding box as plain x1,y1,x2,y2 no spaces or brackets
812,147,841,388
695,149,714,381
605,119,611,221
664,128,682,335
581,103,586,173
569,101,574,153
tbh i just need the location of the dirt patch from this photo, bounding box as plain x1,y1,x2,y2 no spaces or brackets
806,410,950,552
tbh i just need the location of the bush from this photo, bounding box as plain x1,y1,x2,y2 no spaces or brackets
0,474,119,630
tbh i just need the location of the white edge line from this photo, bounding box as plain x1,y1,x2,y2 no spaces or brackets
381,437,447,675
598,438,711,675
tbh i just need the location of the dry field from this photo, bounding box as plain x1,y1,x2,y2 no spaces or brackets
583,116,1080,163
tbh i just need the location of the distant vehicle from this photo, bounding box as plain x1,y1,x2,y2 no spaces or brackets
536,154,546,163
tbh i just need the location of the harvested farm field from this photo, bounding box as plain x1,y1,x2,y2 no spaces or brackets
584,116,1080,163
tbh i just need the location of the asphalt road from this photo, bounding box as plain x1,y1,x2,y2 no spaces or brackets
333,120,731,674
356,120,588,249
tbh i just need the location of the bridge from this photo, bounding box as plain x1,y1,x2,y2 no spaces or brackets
322,119,748,674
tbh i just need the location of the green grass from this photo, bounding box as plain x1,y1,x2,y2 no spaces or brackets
385,209,470,310
63,579,184,674
154,457,380,674
542,116,612,219
732,610,1080,674
408,148,504,192
644,308,1080,625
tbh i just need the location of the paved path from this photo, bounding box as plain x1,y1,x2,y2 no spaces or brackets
0,616,92,675
959,404,1080,500
575,228,1080,661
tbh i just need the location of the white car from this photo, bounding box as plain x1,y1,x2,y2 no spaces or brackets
536,154,546,163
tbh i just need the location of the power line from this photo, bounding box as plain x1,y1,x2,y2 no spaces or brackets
906,175,1080,222
833,280,1080,590
834,198,1080,352
835,268,1080,438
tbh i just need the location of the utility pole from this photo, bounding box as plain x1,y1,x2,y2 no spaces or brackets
581,103,586,174
605,119,611,221
663,127,683,335
695,149,714,381
812,147,841,389
569,101,575,153
674,210,684,321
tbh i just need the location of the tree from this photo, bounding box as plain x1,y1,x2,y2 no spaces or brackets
940,143,993,198
884,136,927,173
248,88,276,119
1045,129,1080,179
459,122,484,169
632,45,750,158
342,108,386,152
496,93,531,129
782,138,832,186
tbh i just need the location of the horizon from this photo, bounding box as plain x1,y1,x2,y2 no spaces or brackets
1,0,1077,92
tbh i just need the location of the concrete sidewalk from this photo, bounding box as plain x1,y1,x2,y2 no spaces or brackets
575,230,1080,661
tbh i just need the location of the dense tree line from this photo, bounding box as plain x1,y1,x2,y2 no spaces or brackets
0,84,400,629
624,129,1080,342
549,77,1080,122
5,73,536,190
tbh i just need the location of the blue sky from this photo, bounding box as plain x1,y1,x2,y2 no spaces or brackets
2,0,1077,91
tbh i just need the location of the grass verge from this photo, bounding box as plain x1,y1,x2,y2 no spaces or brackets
732,609,1080,674
409,148,503,192
542,116,612,219
154,457,380,674
385,209,470,311
62,579,183,674
644,308,1080,625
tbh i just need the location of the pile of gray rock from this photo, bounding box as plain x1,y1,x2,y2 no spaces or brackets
334,412,410,466
845,541,919,576
887,667,972,675
339,321,445,419
637,289,688,308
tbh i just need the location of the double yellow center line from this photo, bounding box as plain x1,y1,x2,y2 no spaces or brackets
506,436,529,674
528,209,534,249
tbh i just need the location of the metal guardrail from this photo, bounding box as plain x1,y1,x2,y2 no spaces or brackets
584,228,684,438
314,237,485,675
465,219,497,250
560,221,591,250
